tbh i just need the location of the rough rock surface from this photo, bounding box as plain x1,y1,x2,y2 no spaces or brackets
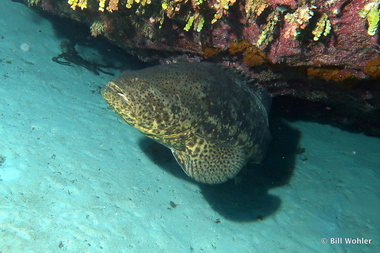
25,0,380,136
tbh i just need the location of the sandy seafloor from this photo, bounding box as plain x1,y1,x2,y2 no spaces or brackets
0,1,379,253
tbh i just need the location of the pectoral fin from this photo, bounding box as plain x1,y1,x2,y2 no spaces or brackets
171,138,246,184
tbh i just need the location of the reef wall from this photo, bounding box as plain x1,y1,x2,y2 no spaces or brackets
25,0,380,135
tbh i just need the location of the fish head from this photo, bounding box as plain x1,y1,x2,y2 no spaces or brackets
102,70,189,137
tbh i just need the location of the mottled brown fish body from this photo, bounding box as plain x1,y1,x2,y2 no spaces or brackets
102,62,271,184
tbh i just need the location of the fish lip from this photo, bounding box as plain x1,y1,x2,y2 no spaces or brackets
106,82,131,104
107,82,123,93
101,82,119,97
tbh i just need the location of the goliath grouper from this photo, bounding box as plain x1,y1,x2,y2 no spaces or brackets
102,62,271,184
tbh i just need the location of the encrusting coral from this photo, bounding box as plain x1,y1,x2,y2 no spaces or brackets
27,0,380,81
359,0,380,36
29,0,379,48
67,0,88,10
25,0,380,137
283,4,315,39
312,13,332,41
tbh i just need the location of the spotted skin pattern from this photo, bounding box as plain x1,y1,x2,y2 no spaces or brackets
102,62,271,184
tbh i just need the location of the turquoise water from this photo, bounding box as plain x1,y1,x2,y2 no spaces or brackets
0,1,379,252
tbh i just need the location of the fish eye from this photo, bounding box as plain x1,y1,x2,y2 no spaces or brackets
141,83,149,88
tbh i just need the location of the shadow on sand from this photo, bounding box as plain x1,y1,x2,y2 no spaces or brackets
139,115,301,222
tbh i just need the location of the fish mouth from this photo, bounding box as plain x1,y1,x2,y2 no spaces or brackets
103,82,131,105
107,81,122,93
102,82,137,127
